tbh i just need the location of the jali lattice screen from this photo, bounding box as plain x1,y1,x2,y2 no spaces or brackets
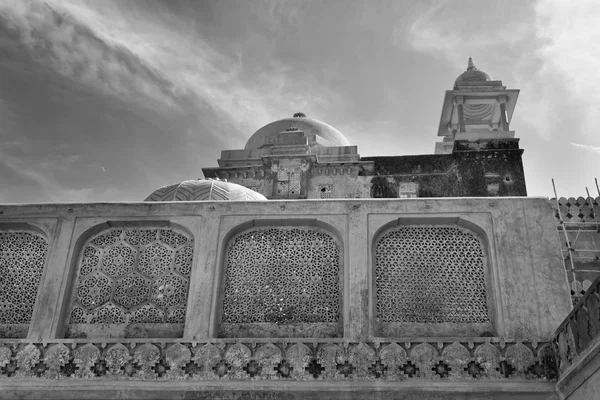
374,225,491,336
67,228,193,338
0,230,48,338
220,227,341,338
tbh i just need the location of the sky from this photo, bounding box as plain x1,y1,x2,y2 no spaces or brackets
0,0,598,203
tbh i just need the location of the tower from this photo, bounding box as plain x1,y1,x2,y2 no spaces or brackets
433,57,526,196
435,57,520,154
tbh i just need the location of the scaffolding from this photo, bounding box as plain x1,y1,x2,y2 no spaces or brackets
552,178,600,304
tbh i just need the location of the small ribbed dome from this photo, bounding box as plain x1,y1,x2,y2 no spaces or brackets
145,179,266,201
245,113,350,150
454,57,492,88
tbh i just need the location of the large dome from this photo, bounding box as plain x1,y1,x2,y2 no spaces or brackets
145,179,266,201
454,57,492,88
245,113,350,150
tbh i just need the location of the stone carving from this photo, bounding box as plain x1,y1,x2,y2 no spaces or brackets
374,225,489,325
220,227,341,338
530,343,557,379
379,342,407,380
68,228,193,331
164,343,191,379
505,342,534,377
105,343,131,376
410,343,438,379
474,342,501,378
0,340,557,382
0,231,48,336
441,342,470,378
255,343,282,379
73,343,101,379
133,343,160,379
224,343,251,379
349,342,376,379
0,346,13,378
0,346,11,365
285,342,311,380
15,344,41,378
193,343,222,379
317,344,346,379
43,343,70,379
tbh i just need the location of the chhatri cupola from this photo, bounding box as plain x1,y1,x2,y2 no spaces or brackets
435,57,520,154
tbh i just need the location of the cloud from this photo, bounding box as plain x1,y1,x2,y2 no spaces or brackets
534,0,600,144
0,0,295,139
398,1,533,68
570,142,600,155
0,0,182,114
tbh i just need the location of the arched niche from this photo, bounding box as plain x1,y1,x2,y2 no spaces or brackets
62,221,195,339
372,217,495,337
216,220,344,338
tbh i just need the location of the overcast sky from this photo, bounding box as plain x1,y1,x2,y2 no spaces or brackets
0,0,598,203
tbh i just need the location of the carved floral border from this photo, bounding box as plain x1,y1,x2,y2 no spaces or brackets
0,339,557,381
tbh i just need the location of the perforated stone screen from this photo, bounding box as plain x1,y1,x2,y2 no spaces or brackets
0,230,48,338
220,227,341,338
374,225,491,336
66,227,193,338
275,170,302,198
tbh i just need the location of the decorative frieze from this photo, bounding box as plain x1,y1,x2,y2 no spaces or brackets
0,339,556,381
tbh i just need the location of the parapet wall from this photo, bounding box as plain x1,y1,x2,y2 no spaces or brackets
0,197,570,342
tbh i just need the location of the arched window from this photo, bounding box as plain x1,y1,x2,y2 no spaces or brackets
374,225,492,336
66,227,193,338
0,229,48,338
219,226,342,338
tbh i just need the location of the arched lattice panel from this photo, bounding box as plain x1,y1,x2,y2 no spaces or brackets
0,230,49,338
374,225,493,337
66,227,193,338
219,226,342,338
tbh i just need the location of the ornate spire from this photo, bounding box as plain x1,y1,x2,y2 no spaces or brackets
293,112,306,118
467,57,478,71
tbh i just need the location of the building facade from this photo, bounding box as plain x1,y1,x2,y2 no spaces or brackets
0,60,599,400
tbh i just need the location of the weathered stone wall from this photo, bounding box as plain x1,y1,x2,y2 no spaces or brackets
361,140,527,199
0,197,569,342
202,140,527,200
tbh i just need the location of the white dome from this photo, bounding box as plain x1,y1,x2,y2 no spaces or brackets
145,179,266,201
245,113,350,150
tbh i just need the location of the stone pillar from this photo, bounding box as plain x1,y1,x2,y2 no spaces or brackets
499,95,509,131
346,203,369,340
29,216,76,340
456,96,466,133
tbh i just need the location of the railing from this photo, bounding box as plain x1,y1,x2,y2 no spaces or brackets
553,274,600,374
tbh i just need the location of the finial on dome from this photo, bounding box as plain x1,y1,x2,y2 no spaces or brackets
293,112,306,118
467,57,478,71
286,126,299,131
